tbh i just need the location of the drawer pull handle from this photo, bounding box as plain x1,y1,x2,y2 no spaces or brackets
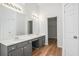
12,47,15,50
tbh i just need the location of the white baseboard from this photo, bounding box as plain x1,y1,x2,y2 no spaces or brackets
45,42,48,45
48,37,57,39
58,45,62,48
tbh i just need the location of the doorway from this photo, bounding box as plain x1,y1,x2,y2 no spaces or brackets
48,17,57,45
47,16,62,56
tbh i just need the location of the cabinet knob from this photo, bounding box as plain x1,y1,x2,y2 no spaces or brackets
12,47,15,50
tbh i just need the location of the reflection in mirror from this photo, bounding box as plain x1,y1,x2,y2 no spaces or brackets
28,21,33,34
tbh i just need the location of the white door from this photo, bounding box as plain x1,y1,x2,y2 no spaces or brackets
64,3,79,56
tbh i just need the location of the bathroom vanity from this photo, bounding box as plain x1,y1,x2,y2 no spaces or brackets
1,40,32,56
0,34,45,56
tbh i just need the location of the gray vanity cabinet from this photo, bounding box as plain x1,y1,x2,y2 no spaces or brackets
38,36,45,47
42,36,45,46
23,43,32,56
8,50,17,56
16,48,23,56
8,44,24,56
1,44,17,56
8,48,23,56
0,35,45,56
38,37,43,47
1,40,32,56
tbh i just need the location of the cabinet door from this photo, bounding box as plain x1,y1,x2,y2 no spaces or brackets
42,36,45,45
39,37,43,47
23,43,32,56
8,50,17,56
17,48,23,56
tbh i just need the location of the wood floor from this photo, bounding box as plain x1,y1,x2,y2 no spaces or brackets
32,38,62,56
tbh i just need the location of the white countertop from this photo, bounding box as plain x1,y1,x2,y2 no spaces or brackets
0,34,46,46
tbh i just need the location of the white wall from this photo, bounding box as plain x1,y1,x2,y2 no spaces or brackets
38,3,63,47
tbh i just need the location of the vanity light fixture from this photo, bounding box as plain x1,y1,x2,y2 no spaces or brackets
32,13,39,19
1,3,23,14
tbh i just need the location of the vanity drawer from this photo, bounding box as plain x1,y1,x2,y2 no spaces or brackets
8,45,16,52
17,41,29,48
32,38,38,41
23,41,31,45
